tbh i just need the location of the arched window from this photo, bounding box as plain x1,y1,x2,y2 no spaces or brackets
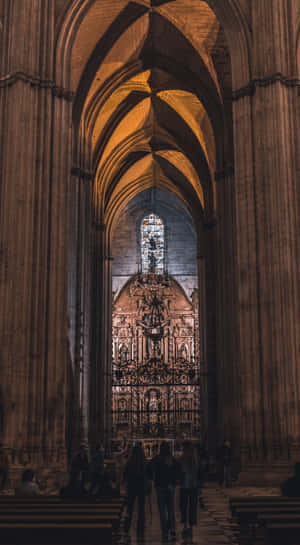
141,213,164,273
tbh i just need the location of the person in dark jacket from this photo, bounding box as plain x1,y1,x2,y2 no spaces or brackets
281,463,300,497
89,444,104,495
150,441,178,541
0,445,8,491
15,469,40,497
217,440,232,487
60,471,89,500
70,444,89,490
123,443,149,539
179,442,202,539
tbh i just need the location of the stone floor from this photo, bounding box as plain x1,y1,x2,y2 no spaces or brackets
119,484,240,545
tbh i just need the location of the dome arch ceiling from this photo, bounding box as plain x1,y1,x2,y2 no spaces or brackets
88,72,216,170
105,170,202,239
64,0,236,222
71,3,222,104
92,90,215,182
57,0,251,93
93,106,212,216
104,150,204,215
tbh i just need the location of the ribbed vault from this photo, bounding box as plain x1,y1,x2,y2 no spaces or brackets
67,0,232,227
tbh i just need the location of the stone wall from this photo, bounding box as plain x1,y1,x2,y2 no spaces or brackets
112,188,198,299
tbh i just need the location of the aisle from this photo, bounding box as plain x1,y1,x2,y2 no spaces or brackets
120,483,238,545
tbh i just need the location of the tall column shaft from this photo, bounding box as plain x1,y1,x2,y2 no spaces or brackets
215,171,240,460
232,93,265,467
0,0,72,478
232,0,300,480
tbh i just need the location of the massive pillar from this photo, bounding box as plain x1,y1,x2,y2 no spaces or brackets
89,220,112,450
0,1,73,483
232,0,300,482
200,224,218,455
214,166,240,466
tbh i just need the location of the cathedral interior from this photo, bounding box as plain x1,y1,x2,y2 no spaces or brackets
0,0,300,496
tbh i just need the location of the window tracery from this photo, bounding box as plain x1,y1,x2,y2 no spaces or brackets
141,214,164,274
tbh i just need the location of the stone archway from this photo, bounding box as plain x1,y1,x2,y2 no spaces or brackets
1,0,299,486
53,0,246,462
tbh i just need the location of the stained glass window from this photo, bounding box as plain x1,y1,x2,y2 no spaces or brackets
141,213,164,273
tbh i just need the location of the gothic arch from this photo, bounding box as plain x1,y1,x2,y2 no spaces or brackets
55,0,251,91
54,0,249,450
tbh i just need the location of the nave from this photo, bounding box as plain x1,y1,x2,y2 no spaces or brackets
119,484,238,545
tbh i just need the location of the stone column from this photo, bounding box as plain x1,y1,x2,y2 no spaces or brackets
232,0,300,482
0,0,73,483
214,167,240,464
89,222,105,446
89,221,113,450
102,251,113,449
198,225,216,453
69,165,93,450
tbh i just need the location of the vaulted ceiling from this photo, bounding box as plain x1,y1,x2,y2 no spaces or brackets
70,0,232,228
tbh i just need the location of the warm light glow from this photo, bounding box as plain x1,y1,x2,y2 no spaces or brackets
72,0,225,222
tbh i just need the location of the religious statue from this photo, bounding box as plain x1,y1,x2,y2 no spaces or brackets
179,343,188,361
119,344,129,362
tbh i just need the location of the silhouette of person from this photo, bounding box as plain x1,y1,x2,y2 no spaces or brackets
281,463,300,497
123,443,149,539
89,444,104,495
150,441,178,541
70,444,89,490
179,442,202,540
217,440,232,487
60,471,89,500
0,445,8,491
15,469,40,497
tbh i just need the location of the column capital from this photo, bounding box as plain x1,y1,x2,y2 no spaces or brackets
232,73,300,101
215,166,235,181
71,166,93,180
203,216,218,229
92,221,105,232
0,72,75,101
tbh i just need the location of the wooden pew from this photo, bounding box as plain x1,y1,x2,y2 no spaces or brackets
230,497,300,545
0,505,122,511
0,514,120,530
0,496,123,503
264,522,300,545
230,497,300,512
257,513,300,544
0,496,124,544
0,522,112,544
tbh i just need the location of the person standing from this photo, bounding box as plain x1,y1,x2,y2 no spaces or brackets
0,445,8,491
217,440,232,487
15,469,40,497
179,442,202,539
123,443,148,540
281,463,300,497
89,444,104,495
70,444,89,490
150,441,178,541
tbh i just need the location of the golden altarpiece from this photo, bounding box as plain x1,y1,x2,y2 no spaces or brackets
112,214,201,452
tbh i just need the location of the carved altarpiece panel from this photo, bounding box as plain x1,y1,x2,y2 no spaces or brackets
112,274,201,442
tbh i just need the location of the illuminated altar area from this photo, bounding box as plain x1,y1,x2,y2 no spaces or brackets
112,213,202,444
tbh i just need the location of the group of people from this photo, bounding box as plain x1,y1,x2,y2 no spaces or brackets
0,443,108,499
61,443,115,499
123,441,203,542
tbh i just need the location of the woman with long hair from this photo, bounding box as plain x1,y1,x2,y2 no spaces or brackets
123,443,148,539
179,442,202,539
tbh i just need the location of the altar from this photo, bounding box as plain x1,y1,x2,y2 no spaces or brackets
137,438,175,459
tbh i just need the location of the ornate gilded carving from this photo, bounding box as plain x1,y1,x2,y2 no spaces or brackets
112,273,201,441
